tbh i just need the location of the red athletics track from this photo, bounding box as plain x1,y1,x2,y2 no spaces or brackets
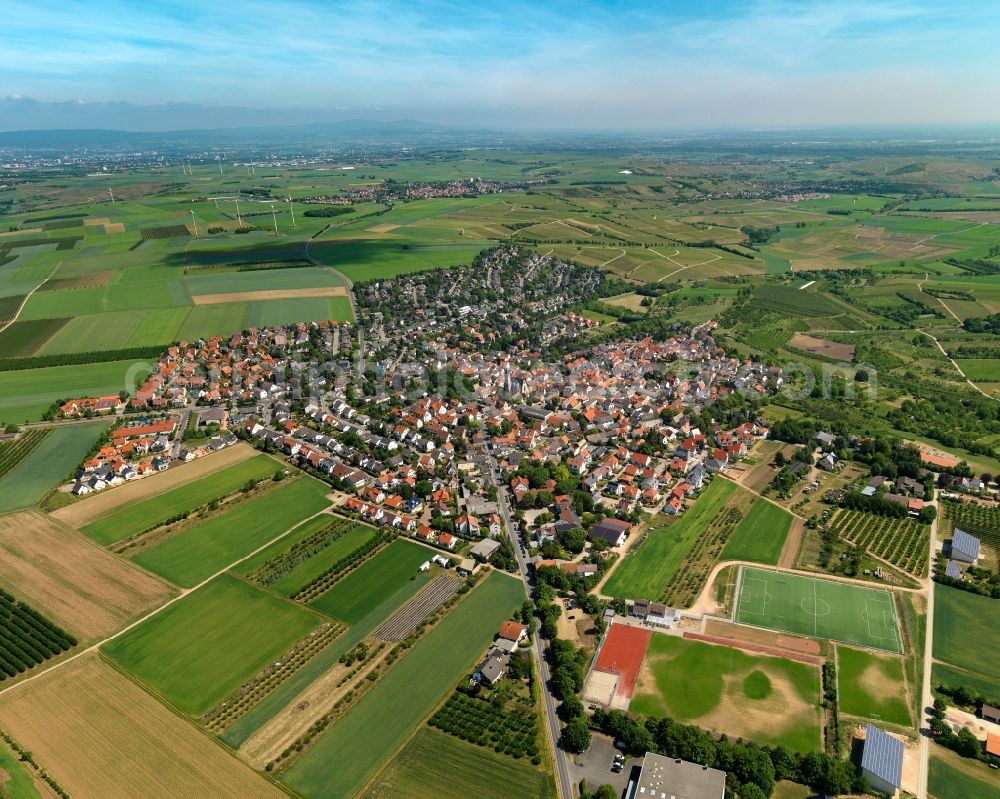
593,623,652,698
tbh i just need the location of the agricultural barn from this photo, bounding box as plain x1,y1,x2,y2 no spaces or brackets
860,724,903,797
588,518,631,548
635,752,726,799
982,704,1000,725
945,561,962,580
469,538,501,562
950,528,981,563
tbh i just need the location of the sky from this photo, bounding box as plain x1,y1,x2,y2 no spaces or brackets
2,0,1000,131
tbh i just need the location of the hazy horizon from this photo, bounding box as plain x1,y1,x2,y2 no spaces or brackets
3,0,1000,132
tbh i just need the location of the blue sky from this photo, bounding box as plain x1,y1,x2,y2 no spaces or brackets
2,0,999,129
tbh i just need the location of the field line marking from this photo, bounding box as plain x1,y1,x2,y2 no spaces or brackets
812,578,818,638
0,503,334,700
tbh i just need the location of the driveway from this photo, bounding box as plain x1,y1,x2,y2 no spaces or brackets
569,733,642,798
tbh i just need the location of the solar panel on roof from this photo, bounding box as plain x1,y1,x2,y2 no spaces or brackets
861,724,903,789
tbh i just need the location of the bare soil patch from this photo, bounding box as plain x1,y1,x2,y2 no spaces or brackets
0,512,175,641
83,218,110,227
239,645,391,768
704,619,822,657
51,442,256,528
191,286,348,305
779,517,806,569
366,224,399,233
788,333,855,361
0,654,287,799
0,228,42,238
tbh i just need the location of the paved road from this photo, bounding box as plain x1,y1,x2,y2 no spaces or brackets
486,449,574,799
916,500,939,799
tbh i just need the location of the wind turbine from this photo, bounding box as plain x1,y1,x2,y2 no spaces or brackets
287,196,296,227
217,155,223,175
234,197,243,228
108,187,115,205
269,204,279,236
190,210,199,237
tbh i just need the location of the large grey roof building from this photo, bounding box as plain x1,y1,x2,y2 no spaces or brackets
951,528,980,563
860,724,903,796
635,753,725,799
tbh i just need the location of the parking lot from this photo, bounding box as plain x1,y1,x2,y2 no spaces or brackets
569,733,643,798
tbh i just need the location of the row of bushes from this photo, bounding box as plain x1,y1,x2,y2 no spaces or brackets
291,532,392,602
0,590,77,679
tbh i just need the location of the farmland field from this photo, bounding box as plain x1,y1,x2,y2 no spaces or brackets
735,567,902,653
827,508,929,576
720,498,793,565
631,635,821,753
235,516,378,597
836,645,911,725
364,727,555,799
0,653,288,799
51,441,259,528
223,569,432,750
932,585,1000,682
0,360,145,423
0,512,174,641
0,318,70,358
282,572,525,799
602,479,736,600
308,539,433,622
931,662,1000,700
0,738,42,799
102,574,320,716
80,452,280,545
0,421,108,513
0,428,50,480
132,475,330,587
929,749,1000,799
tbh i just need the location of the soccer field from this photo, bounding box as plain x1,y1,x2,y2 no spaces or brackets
734,567,902,653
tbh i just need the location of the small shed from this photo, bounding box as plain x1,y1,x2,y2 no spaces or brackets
982,704,1000,725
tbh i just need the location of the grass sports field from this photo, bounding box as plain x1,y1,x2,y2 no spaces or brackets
720,498,793,565
80,453,279,545
735,567,902,653
933,585,1000,683
364,727,555,799
103,574,320,717
836,646,911,725
631,635,821,752
602,479,735,600
132,476,330,587
308,539,432,622
282,573,525,799
0,421,108,513
0,654,287,799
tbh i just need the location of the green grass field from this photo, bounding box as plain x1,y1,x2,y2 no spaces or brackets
132,476,330,587
836,646,912,725
282,573,525,799
955,359,1000,382
235,517,377,597
929,751,1000,799
933,585,1000,682
0,360,146,423
932,662,1000,701
308,540,432,622
720,498,793,565
602,479,736,600
221,569,431,748
0,421,108,513
102,573,319,716
81,453,280,545
630,635,821,753
363,727,554,799
0,738,44,799
735,567,902,653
